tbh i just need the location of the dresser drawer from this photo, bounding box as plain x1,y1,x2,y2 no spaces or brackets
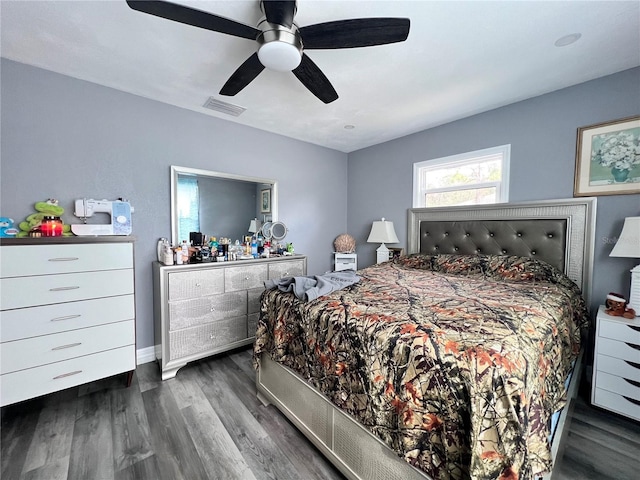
1,320,134,374
0,294,135,342
225,264,268,292
1,269,134,310
169,292,247,330
596,337,640,364
593,387,640,421
0,243,133,278
248,312,259,338
596,353,640,383
248,288,264,314
598,318,640,345
595,371,640,401
268,259,305,280
169,316,248,360
0,345,135,407
168,268,224,301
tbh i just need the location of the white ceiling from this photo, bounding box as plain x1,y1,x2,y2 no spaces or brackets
2,1,639,153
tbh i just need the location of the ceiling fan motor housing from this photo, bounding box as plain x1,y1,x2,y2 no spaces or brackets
256,21,303,72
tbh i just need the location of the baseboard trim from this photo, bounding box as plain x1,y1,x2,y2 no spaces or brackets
136,346,156,365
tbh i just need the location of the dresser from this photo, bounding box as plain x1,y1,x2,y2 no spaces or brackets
334,252,357,272
153,255,307,380
591,305,640,421
0,238,136,407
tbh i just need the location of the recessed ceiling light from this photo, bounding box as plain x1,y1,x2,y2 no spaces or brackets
344,125,355,130
555,33,582,47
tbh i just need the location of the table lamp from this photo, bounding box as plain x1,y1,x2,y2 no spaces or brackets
610,216,640,315
367,218,399,264
248,218,259,235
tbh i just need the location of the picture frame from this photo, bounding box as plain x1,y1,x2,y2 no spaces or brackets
260,189,271,213
388,247,405,261
574,115,640,197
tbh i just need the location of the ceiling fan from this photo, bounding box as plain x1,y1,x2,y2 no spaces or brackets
126,0,410,104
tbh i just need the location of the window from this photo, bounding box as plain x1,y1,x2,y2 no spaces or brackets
413,145,510,208
177,176,200,243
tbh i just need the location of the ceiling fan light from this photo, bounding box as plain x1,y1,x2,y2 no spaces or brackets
258,41,302,71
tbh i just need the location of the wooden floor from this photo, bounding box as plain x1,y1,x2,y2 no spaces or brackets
2,347,639,480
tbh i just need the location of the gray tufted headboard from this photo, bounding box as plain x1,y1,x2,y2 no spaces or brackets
407,198,596,305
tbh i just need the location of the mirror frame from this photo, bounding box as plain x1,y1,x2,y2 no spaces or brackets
170,165,278,246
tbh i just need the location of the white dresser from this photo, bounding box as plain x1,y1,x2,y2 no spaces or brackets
0,238,136,407
591,305,640,421
153,255,306,380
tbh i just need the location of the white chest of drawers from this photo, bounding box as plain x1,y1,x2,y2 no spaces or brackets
591,305,640,421
0,238,136,406
153,255,306,380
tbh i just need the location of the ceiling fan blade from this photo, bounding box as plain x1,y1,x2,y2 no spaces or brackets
126,0,260,40
300,18,410,49
261,1,296,28
219,53,265,96
292,54,338,104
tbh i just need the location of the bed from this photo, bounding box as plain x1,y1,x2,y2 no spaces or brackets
253,198,596,480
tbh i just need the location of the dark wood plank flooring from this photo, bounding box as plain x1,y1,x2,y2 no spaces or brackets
2,348,638,480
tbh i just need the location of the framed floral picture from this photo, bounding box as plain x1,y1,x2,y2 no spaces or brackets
260,189,271,213
574,115,640,196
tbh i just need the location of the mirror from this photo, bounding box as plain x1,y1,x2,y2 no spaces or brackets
170,166,277,246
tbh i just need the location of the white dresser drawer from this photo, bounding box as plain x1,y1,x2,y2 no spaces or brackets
0,243,133,278
168,268,225,301
169,291,247,330
0,295,135,342
225,264,268,292
1,269,134,310
0,345,135,407
1,320,134,374
593,387,640,421
595,371,640,401
596,337,640,364
598,317,640,345
268,259,306,280
596,353,640,383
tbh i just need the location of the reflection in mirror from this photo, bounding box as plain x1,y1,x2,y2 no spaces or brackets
170,166,277,246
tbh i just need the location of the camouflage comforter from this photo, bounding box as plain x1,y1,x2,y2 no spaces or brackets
253,254,588,480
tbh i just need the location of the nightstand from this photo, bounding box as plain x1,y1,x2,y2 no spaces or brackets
591,305,640,421
334,252,357,272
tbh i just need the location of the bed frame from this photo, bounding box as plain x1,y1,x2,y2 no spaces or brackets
256,198,597,480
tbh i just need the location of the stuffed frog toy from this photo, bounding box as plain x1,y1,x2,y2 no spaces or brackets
17,199,72,237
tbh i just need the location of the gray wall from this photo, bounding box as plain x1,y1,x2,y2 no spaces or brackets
348,67,640,316
0,59,348,351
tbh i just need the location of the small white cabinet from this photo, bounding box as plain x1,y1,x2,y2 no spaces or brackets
0,238,136,407
334,252,357,272
591,305,640,421
153,255,306,380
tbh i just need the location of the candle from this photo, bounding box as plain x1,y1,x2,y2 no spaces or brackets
41,216,63,237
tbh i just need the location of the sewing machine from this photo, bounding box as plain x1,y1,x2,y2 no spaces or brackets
71,199,134,236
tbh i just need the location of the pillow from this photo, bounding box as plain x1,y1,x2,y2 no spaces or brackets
432,254,485,275
483,255,558,282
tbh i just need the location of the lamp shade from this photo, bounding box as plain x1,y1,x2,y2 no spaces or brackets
610,217,640,258
367,218,399,244
248,218,259,234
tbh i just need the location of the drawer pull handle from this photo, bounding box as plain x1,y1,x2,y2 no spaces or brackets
48,257,79,262
210,307,215,312
625,342,640,352
51,314,81,322
49,286,80,292
53,370,82,380
630,325,640,333
195,283,201,287
625,360,640,370
622,395,640,407
623,378,640,388
52,342,82,351
244,277,250,280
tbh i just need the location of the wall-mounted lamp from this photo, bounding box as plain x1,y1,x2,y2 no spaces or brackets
610,216,640,315
367,218,399,264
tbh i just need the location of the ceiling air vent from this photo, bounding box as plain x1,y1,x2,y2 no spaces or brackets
202,97,246,117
